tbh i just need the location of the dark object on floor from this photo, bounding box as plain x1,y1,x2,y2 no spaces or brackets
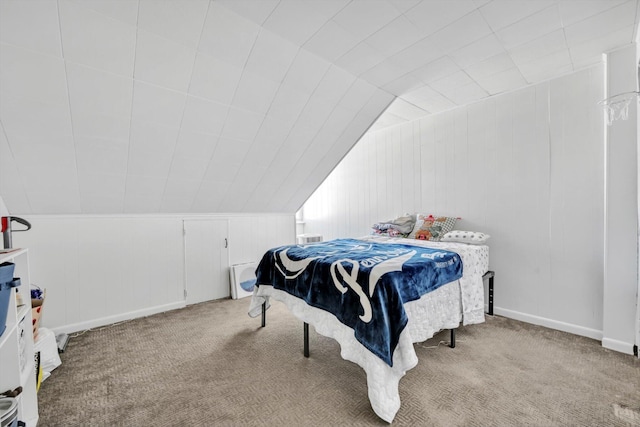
0,387,22,398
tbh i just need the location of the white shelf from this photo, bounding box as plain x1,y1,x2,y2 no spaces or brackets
0,248,28,263
0,248,39,425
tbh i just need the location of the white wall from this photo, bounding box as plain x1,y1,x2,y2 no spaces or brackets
0,195,8,216
303,65,609,342
11,213,295,333
228,214,296,265
603,45,639,354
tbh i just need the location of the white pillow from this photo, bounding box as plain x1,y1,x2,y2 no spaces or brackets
441,230,490,245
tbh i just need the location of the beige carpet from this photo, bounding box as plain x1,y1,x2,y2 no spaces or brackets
37,298,640,426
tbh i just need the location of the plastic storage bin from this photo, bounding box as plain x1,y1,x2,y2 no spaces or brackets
0,262,14,284
0,262,20,337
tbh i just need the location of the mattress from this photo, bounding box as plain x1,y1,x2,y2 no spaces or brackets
360,235,489,275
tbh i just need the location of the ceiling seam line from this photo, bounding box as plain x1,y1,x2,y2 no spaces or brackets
211,8,327,211
57,0,80,214
274,74,368,210
351,5,488,84
259,0,282,26
216,45,305,211
297,0,355,47
158,0,220,212
197,11,265,212
0,119,32,214
237,60,335,212
283,88,394,212
123,0,142,213
170,0,215,213
220,0,362,209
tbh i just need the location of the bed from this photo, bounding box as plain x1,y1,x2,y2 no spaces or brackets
248,234,490,423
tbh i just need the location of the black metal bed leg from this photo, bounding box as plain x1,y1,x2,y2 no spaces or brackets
303,322,309,357
483,270,495,316
488,275,494,316
450,329,456,348
261,302,266,327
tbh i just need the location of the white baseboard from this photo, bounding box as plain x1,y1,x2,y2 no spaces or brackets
493,307,604,341
50,301,186,335
602,337,636,355
494,308,636,356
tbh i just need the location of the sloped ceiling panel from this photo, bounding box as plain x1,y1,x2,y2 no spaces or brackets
0,0,393,214
0,0,638,215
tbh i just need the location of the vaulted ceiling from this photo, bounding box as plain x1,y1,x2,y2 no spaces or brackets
0,0,637,214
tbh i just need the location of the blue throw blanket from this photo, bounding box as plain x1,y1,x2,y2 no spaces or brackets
255,238,463,366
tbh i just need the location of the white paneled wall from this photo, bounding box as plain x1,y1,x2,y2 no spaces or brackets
229,214,296,265
0,195,8,216
303,65,606,339
603,45,639,354
12,216,184,333
12,213,294,333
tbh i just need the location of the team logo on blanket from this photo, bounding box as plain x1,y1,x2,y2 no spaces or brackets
330,250,415,322
274,243,416,323
275,248,324,279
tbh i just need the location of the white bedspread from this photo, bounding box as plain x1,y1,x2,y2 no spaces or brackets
248,236,488,423
361,236,488,329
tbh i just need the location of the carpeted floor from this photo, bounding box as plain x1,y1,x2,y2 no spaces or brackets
37,298,640,426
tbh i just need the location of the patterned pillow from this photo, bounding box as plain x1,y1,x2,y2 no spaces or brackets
413,215,457,241
407,217,423,239
441,230,490,245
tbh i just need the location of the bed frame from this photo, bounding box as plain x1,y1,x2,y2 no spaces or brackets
260,270,495,357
